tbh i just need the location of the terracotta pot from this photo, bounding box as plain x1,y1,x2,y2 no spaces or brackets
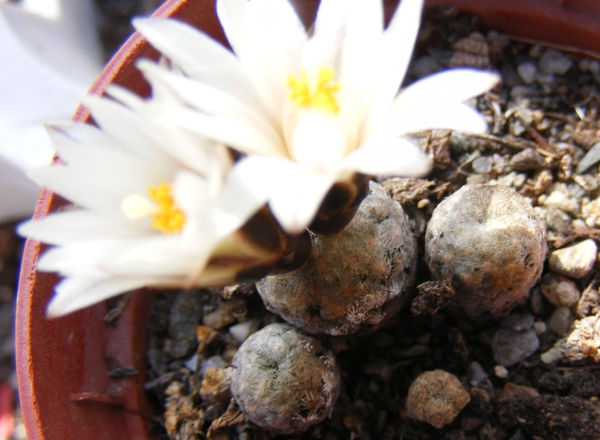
15,0,600,439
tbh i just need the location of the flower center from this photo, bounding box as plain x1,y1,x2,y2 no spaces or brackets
147,182,186,234
287,68,341,114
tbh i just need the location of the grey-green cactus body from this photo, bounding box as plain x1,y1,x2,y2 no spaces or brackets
230,323,340,434
425,184,547,320
256,182,417,335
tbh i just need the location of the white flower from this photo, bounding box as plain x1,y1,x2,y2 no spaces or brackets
0,0,102,223
133,0,499,233
18,88,265,317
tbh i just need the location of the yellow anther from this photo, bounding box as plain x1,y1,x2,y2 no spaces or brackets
148,182,186,234
287,67,341,114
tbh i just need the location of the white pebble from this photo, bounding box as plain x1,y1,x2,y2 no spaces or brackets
200,355,227,376
540,345,563,365
538,49,573,76
517,62,537,84
229,319,260,343
494,365,509,378
543,189,580,214
549,239,597,279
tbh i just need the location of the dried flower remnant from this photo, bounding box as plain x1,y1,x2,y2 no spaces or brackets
134,0,499,235
425,184,547,321
18,87,309,318
256,182,416,335
231,323,340,435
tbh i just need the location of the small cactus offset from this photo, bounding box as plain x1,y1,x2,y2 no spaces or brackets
425,184,547,321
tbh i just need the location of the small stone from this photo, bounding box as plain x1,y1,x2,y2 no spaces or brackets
541,314,600,365
183,353,198,372
169,291,204,358
540,346,563,365
410,55,442,79
538,48,573,75
540,274,581,308
499,382,540,401
472,156,493,174
492,328,540,366
579,58,600,76
195,325,217,353
509,149,546,171
576,142,600,174
549,239,598,279
510,85,529,100
202,298,247,330
533,321,547,335
468,361,488,387
543,188,580,214
582,197,600,228
538,206,572,234
494,365,509,379
231,323,340,435
549,307,576,335
529,287,546,316
200,355,227,376
406,370,470,429
500,313,535,331
229,319,260,343
200,367,232,404
517,62,537,84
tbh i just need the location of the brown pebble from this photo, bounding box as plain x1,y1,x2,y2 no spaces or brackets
196,325,217,353
412,278,458,316
499,382,540,401
540,274,581,308
509,148,546,171
203,298,247,330
200,367,232,404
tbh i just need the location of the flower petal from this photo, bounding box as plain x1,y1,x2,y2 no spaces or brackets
344,136,430,176
47,276,146,318
377,100,489,137
133,17,263,109
162,107,285,158
137,60,285,155
217,0,305,116
28,145,170,216
212,165,268,237
394,69,500,108
269,170,338,234
82,95,180,168
18,210,150,245
366,0,424,134
234,155,338,233
291,112,345,168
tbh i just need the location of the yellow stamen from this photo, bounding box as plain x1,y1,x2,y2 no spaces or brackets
287,67,341,114
148,182,186,234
